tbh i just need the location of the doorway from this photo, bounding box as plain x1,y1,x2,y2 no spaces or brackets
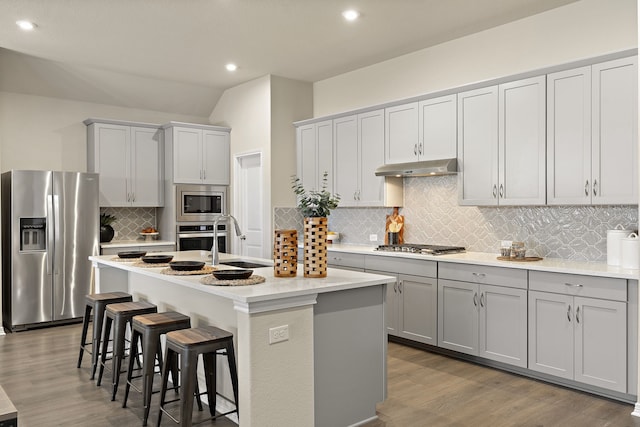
234,152,264,258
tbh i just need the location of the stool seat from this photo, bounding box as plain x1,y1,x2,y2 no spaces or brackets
97,300,158,401
158,326,239,426
77,292,133,380
123,311,192,426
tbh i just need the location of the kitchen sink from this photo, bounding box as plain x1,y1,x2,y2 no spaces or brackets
219,260,272,269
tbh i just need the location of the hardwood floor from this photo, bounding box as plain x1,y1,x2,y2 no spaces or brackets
1,324,639,426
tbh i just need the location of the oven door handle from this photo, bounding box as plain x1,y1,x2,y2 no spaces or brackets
177,232,217,238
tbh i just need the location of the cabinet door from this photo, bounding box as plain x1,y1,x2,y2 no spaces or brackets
499,76,546,205
457,86,498,206
528,291,573,380
479,284,527,368
333,115,359,206
94,123,130,206
547,67,592,205
202,130,230,185
130,127,163,206
574,297,626,392
316,120,334,192
358,109,385,206
296,123,318,191
398,274,437,345
419,95,457,161
385,102,419,164
173,127,202,184
367,269,399,336
438,279,478,355
592,56,638,205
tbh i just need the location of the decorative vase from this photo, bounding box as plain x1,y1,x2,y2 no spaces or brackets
100,225,115,243
274,229,298,277
303,217,328,278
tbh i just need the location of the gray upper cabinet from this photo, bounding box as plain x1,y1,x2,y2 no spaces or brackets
547,56,638,205
384,95,457,164
296,120,333,192
458,76,546,206
86,119,164,207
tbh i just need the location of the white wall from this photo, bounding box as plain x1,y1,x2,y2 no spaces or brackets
0,91,209,172
313,0,637,117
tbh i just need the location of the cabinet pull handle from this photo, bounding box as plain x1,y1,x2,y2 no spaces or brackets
472,272,486,279
473,292,478,307
499,184,504,198
414,144,418,155
593,179,598,196
492,185,497,198
585,180,589,196
576,306,580,324
567,304,572,322
393,282,398,293
203,170,206,180
132,193,135,202
398,281,403,293
480,292,485,307
419,142,423,155
357,190,361,201
564,282,583,288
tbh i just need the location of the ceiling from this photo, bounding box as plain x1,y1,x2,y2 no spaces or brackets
0,0,578,117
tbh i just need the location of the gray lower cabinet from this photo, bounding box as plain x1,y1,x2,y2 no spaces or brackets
528,271,627,393
438,263,528,368
327,252,365,271
365,255,437,345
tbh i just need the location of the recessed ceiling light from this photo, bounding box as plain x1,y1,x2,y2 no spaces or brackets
226,63,237,72
16,20,36,31
342,10,359,21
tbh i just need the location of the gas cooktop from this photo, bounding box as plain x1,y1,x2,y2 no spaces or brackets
375,244,465,255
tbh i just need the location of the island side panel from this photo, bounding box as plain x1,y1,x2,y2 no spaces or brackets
314,284,387,427
236,305,315,427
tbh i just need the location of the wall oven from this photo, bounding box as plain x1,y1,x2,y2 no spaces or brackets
176,224,227,253
176,184,227,223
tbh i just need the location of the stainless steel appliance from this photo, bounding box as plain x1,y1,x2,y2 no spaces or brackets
176,223,227,252
375,243,465,255
1,170,99,331
176,184,226,222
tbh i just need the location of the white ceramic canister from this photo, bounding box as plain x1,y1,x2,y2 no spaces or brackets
607,224,634,266
621,233,640,269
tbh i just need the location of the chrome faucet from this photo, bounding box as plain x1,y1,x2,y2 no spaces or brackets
212,214,245,265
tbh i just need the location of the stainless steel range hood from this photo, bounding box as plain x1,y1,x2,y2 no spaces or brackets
375,158,457,177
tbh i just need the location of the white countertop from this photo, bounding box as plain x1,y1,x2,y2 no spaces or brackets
100,240,176,249
326,243,640,280
90,250,394,304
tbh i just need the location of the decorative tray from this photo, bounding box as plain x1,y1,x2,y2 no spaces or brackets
200,275,266,286
497,256,543,262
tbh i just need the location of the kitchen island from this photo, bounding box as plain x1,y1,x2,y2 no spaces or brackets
90,251,393,427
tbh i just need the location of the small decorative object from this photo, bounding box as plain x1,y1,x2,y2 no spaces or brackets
100,213,117,243
292,172,340,278
274,229,298,277
385,207,404,245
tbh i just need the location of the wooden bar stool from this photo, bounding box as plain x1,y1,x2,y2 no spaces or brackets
122,311,192,426
157,326,239,426
77,292,133,380
97,301,157,401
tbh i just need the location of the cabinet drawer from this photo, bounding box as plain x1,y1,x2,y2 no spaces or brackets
529,271,627,301
364,255,436,278
438,263,527,290
327,252,365,269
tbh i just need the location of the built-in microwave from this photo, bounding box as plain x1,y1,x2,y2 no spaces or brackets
176,184,227,223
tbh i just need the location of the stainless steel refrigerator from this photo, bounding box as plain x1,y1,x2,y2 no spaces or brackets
2,170,99,331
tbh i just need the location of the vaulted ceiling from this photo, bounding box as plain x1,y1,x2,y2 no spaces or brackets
0,0,578,116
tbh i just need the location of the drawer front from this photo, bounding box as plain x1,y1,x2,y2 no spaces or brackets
364,255,437,278
529,271,627,301
438,263,527,289
327,252,365,269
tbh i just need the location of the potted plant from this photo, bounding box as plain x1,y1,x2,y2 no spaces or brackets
291,172,340,277
99,213,117,243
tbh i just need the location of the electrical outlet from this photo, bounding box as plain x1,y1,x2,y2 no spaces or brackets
369,234,378,242
269,325,289,344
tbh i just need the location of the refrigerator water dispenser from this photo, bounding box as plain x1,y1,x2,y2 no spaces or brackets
20,217,46,251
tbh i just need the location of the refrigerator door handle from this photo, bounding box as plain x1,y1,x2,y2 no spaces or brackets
52,194,60,275
46,194,55,275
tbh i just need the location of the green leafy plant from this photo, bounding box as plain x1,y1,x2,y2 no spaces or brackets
100,213,117,226
291,172,340,217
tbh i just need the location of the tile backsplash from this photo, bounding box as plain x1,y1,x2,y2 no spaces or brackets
274,175,638,262
100,207,156,241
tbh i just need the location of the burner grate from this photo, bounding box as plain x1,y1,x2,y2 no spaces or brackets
375,244,465,255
